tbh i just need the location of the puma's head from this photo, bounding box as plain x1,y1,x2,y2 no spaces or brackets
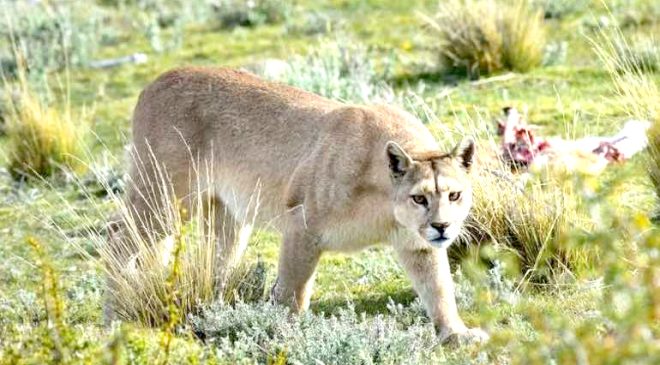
386,139,475,249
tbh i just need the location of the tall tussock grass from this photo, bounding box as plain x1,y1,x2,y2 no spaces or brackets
591,22,658,121
590,17,660,209
424,0,546,78
423,106,593,283
2,65,87,180
458,158,593,283
87,151,264,326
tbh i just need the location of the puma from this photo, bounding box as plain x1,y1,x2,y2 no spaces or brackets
113,67,487,343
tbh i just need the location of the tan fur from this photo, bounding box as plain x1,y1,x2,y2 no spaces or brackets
118,67,487,343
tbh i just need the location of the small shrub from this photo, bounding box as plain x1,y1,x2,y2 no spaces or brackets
532,0,589,19
424,0,547,78
140,11,184,53
612,0,660,28
110,0,209,53
3,69,88,180
192,301,441,364
497,194,660,365
285,10,340,36
1,1,107,73
262,41,394,103
212,0,291,29
542,41,568,66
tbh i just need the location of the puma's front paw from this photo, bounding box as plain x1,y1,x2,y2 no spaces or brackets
440,327,490,346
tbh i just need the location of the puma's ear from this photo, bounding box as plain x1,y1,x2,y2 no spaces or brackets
453,138,475,171
386,141,413,179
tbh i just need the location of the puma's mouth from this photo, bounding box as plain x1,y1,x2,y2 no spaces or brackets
423,227,455,248
429,236,449,247
428,234,458,249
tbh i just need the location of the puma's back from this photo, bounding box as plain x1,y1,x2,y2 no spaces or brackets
131,67,439,224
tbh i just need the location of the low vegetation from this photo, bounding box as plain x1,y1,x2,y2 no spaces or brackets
3,66,88,179
533,0,589,19
1,1,107,74
614,34,660,73
261,40,393,103
465,166,590,283
650,123,660,215
88,153,264,325
213,0,291,29
424,0,547,78
0,0,658,364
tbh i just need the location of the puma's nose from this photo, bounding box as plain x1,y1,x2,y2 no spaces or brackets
431,222,449,236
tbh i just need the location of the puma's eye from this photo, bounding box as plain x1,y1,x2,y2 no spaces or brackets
411,195,428,206
448,191,461,202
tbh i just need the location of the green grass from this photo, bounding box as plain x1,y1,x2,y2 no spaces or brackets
1,0,659,363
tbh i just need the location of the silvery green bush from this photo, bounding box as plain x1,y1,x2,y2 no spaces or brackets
192,300,443,364
533,0,588,19
262,41,394,103
0,1,107,73
212,0,291,29
614,35,660,73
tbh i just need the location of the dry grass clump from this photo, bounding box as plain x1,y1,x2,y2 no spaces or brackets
84,152,265,326
3,68,87,180
460,160,593,283
590,21,660,206
424,0,546,78
591,24,659,121
424,108,592,283
500,1,548,73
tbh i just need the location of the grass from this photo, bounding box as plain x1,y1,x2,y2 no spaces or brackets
500,0,547,72
423,0,546,78
259,39,394,102
465,164,591,283
69,149,265,327
0,0,659,363
212,0,292,29
2,64,88,180
613,34,660,73
0,1,107,73
649,120,660,204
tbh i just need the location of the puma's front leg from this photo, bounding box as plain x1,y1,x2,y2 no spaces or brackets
394,243,488,344
270,212,321,312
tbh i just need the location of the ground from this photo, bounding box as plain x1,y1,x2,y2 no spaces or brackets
0,0,659,364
